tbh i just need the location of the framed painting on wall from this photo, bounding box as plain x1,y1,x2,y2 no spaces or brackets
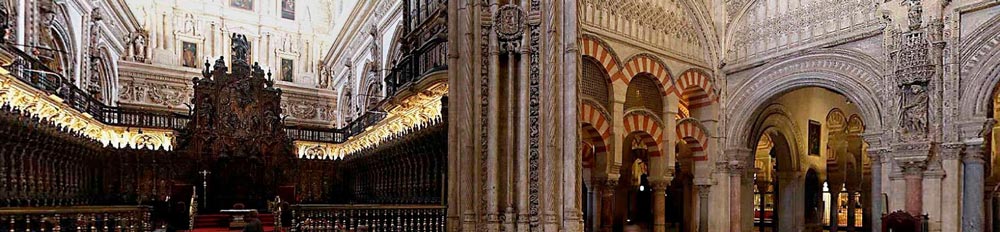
281,59,293,82
808,120,821,156
182,42,197,68
230,0,253,11
281,0,295,20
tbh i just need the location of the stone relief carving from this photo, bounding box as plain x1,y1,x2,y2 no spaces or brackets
898,83,928,138
580,0,702,60
726,0,879,64
886,0,933,141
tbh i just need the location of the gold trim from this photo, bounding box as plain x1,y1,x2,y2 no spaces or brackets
296,83,448,159
0,69,174,151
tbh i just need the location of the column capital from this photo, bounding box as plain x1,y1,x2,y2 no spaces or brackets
900,160,927,176
695,184,711,198
867,148,890,164
939,142,965,160
649,179,670,191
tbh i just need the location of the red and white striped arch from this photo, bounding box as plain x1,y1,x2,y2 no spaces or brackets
579,103,612,152
677,119,709,161
677,69,716,110
620,54,676,96
580,36,625,83
623,112,665,157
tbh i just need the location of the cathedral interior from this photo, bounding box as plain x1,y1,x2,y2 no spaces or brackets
1,0,1000,232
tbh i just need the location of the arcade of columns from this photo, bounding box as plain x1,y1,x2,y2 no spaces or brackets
444,0,1000,231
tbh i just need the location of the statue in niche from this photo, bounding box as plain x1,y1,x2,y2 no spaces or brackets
132,33,147,62
903,0,922,31
899,83,928,138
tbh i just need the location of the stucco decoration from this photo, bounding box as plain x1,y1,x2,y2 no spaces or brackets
958,14,1000,123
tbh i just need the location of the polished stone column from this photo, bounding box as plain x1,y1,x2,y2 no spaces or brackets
847,190,857,232
902,162,925,216
829,183,842,232
867,149,885,232
651,179,668,232
600,178,618,232
963,142,986,232
696,184,710,232
730,169,742,232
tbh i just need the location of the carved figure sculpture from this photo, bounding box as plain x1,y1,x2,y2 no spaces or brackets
900,83,928,137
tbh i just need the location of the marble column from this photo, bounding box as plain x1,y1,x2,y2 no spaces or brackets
902,161,925,216
650,179,668,232
963,142,986,232
829,183,842,232
847,191,857,231
867,149,885,232
730,169,742,232
600,177,618,232
696,184,710,232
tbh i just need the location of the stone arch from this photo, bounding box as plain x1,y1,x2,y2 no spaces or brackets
620,53,676,96
749,103,804,172
677,68,716,109
726,49,887,151
580,101,612,152
92,46,117,105
826,108,847,133
848,114,865,134
676,118,709,161
581,56,614,110
580,35,624,83
623,111,665,157
581,124,607,170
959,14,1000,122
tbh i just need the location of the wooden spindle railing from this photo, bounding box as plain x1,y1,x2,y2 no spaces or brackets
0,206,151,232
289,204,445,232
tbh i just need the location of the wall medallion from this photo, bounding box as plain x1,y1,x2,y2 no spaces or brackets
494,5,525,41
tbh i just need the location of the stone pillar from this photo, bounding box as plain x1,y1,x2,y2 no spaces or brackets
901,161,925,216
650,179,669,232
730,169,742,232
829,183,842,232
600,177,618,232
847,190,857,231
963,141,986,232
867,148,886,232
940,143,963,232
696,184,710,232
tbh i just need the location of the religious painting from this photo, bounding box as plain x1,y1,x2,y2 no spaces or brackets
230,0,253,10
808,120,821,156
281,59,293,82
281,0,295,20
182,42,198,68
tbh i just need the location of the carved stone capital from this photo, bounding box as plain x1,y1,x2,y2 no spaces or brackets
695,184,711,198
939,142,965,160
867,147,891,163
899,160,927,176
963,141,986,164
649,179,670,191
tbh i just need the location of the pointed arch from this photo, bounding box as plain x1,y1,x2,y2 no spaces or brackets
677,68,716,109
623,111,665,157
620,54,676,96
677,118,709,160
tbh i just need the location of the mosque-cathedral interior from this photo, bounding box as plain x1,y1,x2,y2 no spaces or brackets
1,0,1000,231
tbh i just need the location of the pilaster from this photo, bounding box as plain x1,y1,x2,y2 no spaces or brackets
939,142,964,232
